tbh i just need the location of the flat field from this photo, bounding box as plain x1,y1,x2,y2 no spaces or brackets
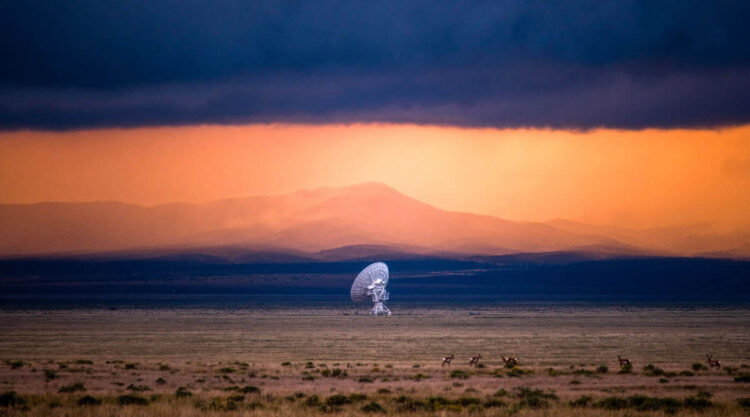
1,306,749,416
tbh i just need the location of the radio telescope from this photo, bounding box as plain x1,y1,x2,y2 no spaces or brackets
350,262,391,316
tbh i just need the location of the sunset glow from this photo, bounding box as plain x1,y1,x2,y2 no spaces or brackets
1,124,748,230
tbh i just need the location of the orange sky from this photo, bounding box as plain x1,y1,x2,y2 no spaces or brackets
1,124,749,230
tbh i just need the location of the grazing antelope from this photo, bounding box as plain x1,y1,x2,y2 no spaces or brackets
617,355,631,368
468,354,482,367
501,355,518,366
441,354,455,366
706,354,721,369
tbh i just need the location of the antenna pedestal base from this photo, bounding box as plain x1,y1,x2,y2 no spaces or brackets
370,302,391,316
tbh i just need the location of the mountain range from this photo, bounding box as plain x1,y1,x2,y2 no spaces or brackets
1,183,748,259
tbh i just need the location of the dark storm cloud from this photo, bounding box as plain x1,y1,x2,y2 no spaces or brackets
1,0,749,130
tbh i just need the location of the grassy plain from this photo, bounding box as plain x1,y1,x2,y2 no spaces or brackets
1,306,749,416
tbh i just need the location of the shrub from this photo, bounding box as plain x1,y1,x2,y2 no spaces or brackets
43,370,56,380
507,366,531,377
735,374,750,382
684,395,712,410
679,370,694,376
0,391,26,408
617,363,632,374
127,384,151,392
546,368,562,376
59,382,86,393
515,386,557,409
219,367,235,373
124,363,137,369
692,362,707,371
302,375,314,381
155,377,166,385
75,359,93,365
117,394,148,405
569,395,592,407
305,362,315,369
484,399,506,408
281,361,292,366
359,376,374,383
377,388,391,394
158,364,170,371
411,373,429,381
737,398,750,408
6,360,23,369
227,394,245,402
321,368,331,377
596,365,609,374
569,379,581,385
449,369,469,379
659,378,669,383
643,364,665,376
240,385,260,394
325,394,351,406
395,395,426,412
594,397,629,410
175,387,193,398
349,393,367,402
361,401,385,412
494,389,509,397
77,395,101,406
304,395,321,407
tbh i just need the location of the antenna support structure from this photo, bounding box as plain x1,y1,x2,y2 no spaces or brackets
350,262,392,316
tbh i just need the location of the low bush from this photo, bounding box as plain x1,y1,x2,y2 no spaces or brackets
692,362,707,371
484,399,506,408
361,401,385,412
126,384,151,392
359,376,374,383
77,395,101,406
325,394,351,406
59,382,86,393
679,370,695,376
281,361,291,366
643,364,665,376
596,365,609,374
0,391,26,408
734,374,750,383
737,398,750,408
155,377,166,385
117,394,148,405
450,369,469,379
617,363,632,374
411,373,429,381
569,395,592,407
6,360,23,369
377,388,391,394
43,370,56,380
240,385,260,394
515,386,557,409
158,364,171,371
75,359,93,365
218,367,235,373
124,363,137,369
175,387,193,398
349,393,367,402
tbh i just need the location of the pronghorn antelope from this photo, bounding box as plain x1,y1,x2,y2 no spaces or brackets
706,354,721,369
441,354,455,366
617,355,631,368
501,355,518,366
468,354,482,367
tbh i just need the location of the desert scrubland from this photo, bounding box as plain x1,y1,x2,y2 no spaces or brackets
1,307,749,416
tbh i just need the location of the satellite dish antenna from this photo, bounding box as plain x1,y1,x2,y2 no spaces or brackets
350,262,391,316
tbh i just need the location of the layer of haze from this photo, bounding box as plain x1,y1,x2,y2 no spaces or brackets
1,124,748,231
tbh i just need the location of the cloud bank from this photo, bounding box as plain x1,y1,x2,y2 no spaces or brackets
1,1,749,130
